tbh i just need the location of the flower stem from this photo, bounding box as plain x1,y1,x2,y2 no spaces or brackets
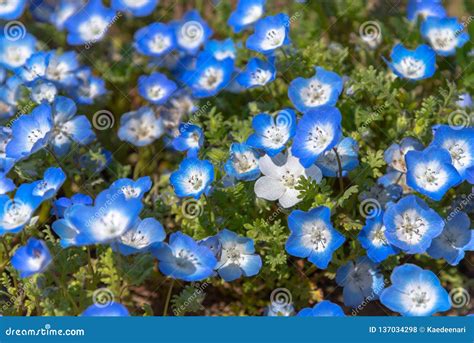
163,279,175,316
333,148,344,192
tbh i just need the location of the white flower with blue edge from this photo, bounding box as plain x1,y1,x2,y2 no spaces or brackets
246,109,296,157
52,193,93,218
297,301,345,317
118,106,165,147
71,66,107,105
204,39,236,61
286,206,345,269
170,157,214,199
427,212,474,266
246,13,291,54
407,0,447,22
384,136,424,174
384,44,436,81
0,176,15,194
11,238,52,278
288,67,343,112
15,51,49,84
174,10,212,55
31,167,66,201
380,263,451,316
456,93,472,109
237,57,276,88
421,17,469,56
50,0,83,31
171,123,203,158
30,80,57,104
224,143,261,181
358,212,397,263
315,137,359,177
228,0,266,33
113,217,166,256
0,126,15,175
134,23,175,57
291,105,342,168
138,72,177,105
44,51,79,87
0,0,27,20
255,152,322,208
405,146,462,201
109,176,152,200
111,0,158,17
383,195,444,254
0,32,36,70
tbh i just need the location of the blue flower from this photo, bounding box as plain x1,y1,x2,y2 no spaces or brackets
109,176,152,200
29,80,57,104
170,157,214,199
212,229,262,281
421,17,469,56
0,32,36,70
0,176,15,194
204,39,236,61
0,76,23,120
286,206,345,269
264,302,295,316
31,167,66,201
171,123,204,158
113,217,166,256
82,302,130,316
49,0,82,30
0,127,15,175
237,57,276,88
118,106,165,147
297,300,345,317
383,195,444,254
44,51,79,87
6,103,53,161
111,0,158,17
153,231,217,281
246,13,291,54
335,257,385,308
431,125,474,181
407,0,446,22
427,212,473,266
456,93,472,109
405,146,461,201
384,137,424,173
358,212,398,263
380,263,451,316
228,0,266,33
247,109,296,156
224,143,261,181
65,0,116,45
288,67,343,112
138,72,177,105
52,193,93,218
15,51,49,85
134,23,175,57
11,238,52,278
70,67,107,105
291,105,342,167
316,137,359,177
384,44,436,81
174,10,212,55
0,0,27,20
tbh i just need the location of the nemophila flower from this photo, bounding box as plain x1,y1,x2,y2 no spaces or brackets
0,76,22,120
0,32,36,70
59,188,143,245
264,302,295,316
431,125,474,181
297,301,345,317
291,105,342,168
405,146,461,201
224,143,261,181
15,51,49,85
49,0,83,31
82,302,130,317
288,67,343,113
380,263,451,316
316,137,359,177
421,17,469,56
134,23,175,58
335,257,385,308
44,51,79,87
174,10,212,55
204,39,236,61
118,106,165,147
247,109,296,156
11,238,52,278
384,137,424,174
286,206,345,269
153,231,217,281
183,53,234,98
456,93,472,109
138,72,177,105
52,193,93,218
228,0,266,33
383,195,444,254
31,167,66,201
237,57,276,88
0,0,27,20
170,157,214,199
255,153,322,208
29,80,57,104
427,212,474,265
70,67,107,105
0,176,15,194
6,103,53,161
407,0,447,22
0,127,15,175
64,0,117,45
171,123,203,158
111,0,158,17
113,217,166,256
358,213,397,263
109,176,152,200
246,14,291,54
384,44,436,81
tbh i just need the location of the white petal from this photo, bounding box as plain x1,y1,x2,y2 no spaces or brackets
282,154,305,176
278,188,302,208
304,165,323,183
254,176,285,201
258,155,281,178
